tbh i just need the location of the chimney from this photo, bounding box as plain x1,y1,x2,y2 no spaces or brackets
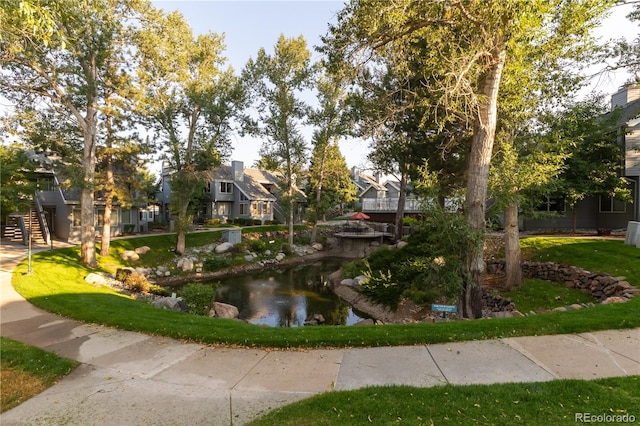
611,83,640,110
231,160,244,182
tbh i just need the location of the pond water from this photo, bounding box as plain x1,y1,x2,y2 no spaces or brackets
212,258,367,327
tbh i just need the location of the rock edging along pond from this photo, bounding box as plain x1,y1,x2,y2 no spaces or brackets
153,248,360,287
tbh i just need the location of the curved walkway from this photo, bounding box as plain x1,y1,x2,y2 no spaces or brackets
1,240,639,425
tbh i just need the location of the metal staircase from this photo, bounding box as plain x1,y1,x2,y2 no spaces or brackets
4,201,49,245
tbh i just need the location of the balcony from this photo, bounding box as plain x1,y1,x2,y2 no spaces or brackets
360,197,423,212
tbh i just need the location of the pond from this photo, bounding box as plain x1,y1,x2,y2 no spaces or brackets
212,258,368,327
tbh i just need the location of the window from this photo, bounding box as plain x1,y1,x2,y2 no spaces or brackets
122,209,131,224
240,203,249,215
216,202,230,216
600,196,626,213
220,182,233,193
536,196,565,213
72,208,81,227
239,193,249,201
97,209,119,226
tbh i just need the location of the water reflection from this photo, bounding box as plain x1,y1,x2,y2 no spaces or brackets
213,258,366,327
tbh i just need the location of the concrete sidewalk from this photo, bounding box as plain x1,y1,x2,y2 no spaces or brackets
1,241,639,425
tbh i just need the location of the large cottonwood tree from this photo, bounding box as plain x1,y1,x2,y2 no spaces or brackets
134,8,243,255
242,34,314,245
1,0,142,267
322,0,612,318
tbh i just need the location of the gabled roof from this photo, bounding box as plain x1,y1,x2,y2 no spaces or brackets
353,173,386,193
205,165,277,202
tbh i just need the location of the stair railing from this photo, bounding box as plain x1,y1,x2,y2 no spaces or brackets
33,194,51,244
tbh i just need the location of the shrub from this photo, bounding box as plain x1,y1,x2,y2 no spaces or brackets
294,234,311,245
203,257,230,272
147,284,170,297
280,243,292,256
124,273,151,293
342,258,367,279
248,238,267,254
206,218,221,226
360,266,402,309
180,283,216,316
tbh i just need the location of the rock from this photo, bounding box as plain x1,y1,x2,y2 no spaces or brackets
396,241,409,249
209,302,239,319
215,242,234,254
370,241,380,247
164,271,171,277
134,246,151,254
311,242,323,251
153,297,190,312
85,273,107,286
244,254,255,262
181,258,194,272
304,313,325,326
353,318,375,326
275,253,286,261
135,267,151,276
353,275,367,286
120,250,139,261
340,278,355,287
602,296,626,304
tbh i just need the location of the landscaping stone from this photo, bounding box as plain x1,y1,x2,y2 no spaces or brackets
181,258,194,272
215,242,234,254
120,250,139,261
311,243,323,251
85,273,107,286
209,302,239,319
134,246,151,254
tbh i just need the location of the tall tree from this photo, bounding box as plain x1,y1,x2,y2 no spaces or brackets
544,95,630,233
242,34,314,245
134,8,243,255
308,72,356,242
322,0,612,318
0,144,37,221
1,0,140,267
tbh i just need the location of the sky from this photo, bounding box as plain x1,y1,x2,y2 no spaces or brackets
151,0,639,173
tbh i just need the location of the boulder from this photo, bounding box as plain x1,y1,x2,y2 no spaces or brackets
396,241,409,249
602,296,626,304
120,250,139,261
85,273,107,286
153,297,190,312
209,302,239,319
215,242,234,254
134,246,151,254
340,278,355,287
304,313,325,326
275,253,286,261
181,258,194,272
311,242,323,251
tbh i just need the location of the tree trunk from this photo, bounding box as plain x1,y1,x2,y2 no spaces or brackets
462,47,506,319
394,169,408,241
100,110,114,257
311,144,328,243
175,203,189,255
80,122,97,268
572,207,577,234
503,201,522,289
288,186,295,246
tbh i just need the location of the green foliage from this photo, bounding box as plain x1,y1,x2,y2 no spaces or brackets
360,265,402,308
247,238,267,253
293,234,311,245
124,273,151,293
280,243,292,256
203,256,230,272
361,209,479,307
341,258,367,279
180,283,216,316
0,144,37,218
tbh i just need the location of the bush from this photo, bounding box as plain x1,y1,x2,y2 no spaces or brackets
280,243,292,256
203,257,230,272
360,266,402,309
342,259,367,279
124,273,151,293
180,283,216,316
247,238,267,254
206,218,221,226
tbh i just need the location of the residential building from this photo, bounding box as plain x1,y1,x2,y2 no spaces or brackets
522,83,640,231
157,160,306,225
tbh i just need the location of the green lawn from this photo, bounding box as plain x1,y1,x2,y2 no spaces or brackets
10,235,640,349
0,337,78,413
247,376,640,425
5,234,640,422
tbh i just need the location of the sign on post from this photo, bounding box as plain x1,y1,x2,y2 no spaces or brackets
431,304,457,315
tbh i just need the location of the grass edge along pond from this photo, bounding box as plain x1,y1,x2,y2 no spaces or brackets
9,235,640,349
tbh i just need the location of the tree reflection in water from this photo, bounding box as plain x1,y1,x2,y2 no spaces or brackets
213,258,365,327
